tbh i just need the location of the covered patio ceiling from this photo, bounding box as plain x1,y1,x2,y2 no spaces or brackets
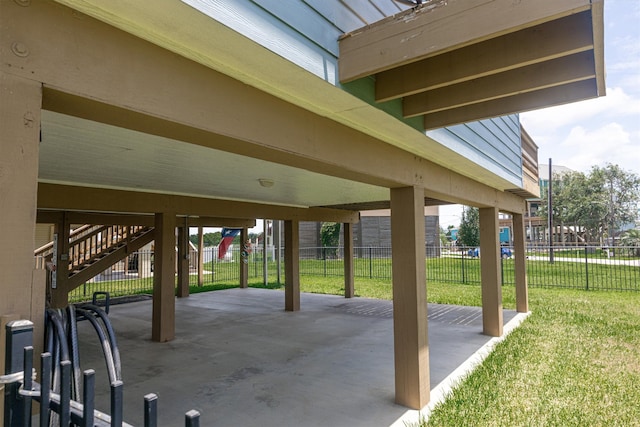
339,0,605,129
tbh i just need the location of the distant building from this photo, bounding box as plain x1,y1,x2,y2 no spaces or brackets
298,206,440,256
500,163,578,245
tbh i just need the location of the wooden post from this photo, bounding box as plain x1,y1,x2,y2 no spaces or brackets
284,220,300,311
152,212,176,342
479,207,503,337
343,222,355,298
176,224,190,298
51,212,70,308
512,212,529,313
390,186,430,409
0,72,42,327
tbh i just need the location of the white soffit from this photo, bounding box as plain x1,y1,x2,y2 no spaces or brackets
52,0,519,191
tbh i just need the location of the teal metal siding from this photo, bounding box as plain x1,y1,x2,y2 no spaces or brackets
427,115,523,186
182,0,525,187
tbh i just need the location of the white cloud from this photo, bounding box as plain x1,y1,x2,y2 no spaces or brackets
520,86,637,133
558,122,639,171
535,121,639,174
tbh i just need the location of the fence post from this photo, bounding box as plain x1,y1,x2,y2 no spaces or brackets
144,394,158,427
461,250,466,284
3,320,33,427
584,246,589,291
185,410,201,427
323,247,327,277
111,380,124,427
369,247,373,279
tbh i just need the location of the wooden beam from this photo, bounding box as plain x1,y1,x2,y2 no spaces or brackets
0,2,530,209
186,217,256,228
36,210,256,229
37,184,360,224
376,11,594,101
423,79,598,130
339,0,592,82
8,1,531,218
404,51,596,117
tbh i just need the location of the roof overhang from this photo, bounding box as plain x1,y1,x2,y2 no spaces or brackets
49,0,529,193
339,0,605,129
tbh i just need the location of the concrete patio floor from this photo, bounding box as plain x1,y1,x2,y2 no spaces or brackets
77,288,526,426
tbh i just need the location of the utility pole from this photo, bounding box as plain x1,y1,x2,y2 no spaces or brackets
548,159,554,263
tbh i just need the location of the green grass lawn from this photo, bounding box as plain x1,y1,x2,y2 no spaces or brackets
422,287,640,426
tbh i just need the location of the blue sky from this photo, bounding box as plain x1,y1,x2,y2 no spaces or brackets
520,0,640,175
442,0,640,228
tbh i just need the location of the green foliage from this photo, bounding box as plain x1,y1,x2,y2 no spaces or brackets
320,222,341,257
189,232,222,247
320,222,341,247
620,229,640,256
457,206,479,247
539,164,640,243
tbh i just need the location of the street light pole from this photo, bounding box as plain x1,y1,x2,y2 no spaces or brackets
548,159,554,263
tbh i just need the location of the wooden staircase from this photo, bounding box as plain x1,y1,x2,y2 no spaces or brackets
35,225,155,292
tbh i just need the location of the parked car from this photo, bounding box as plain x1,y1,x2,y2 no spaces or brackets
466,247,512,258
501,247,512,258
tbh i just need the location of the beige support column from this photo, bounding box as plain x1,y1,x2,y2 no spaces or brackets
284,220,300,311
197,227,204,286
176,225,189,298
152,212,176,342
343,222,355,298
50,212,70,308
479,207,503,337
391,186,430,409
512,213,529,313
0,72,42,324
240,228,249,289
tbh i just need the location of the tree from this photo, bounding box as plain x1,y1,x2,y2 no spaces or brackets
539,164,640,244
589,164,640,244
320,222,341,257
439,226,449,246
189,231,222,247
458,206,479,247
620,229,640,256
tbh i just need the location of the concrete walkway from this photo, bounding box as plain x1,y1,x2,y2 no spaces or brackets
77,288,524,426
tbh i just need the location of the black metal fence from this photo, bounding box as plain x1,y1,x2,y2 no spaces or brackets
65,245,640,302
2,318,201,427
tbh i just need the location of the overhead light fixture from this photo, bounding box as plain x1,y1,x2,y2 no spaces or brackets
258,178,275,188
